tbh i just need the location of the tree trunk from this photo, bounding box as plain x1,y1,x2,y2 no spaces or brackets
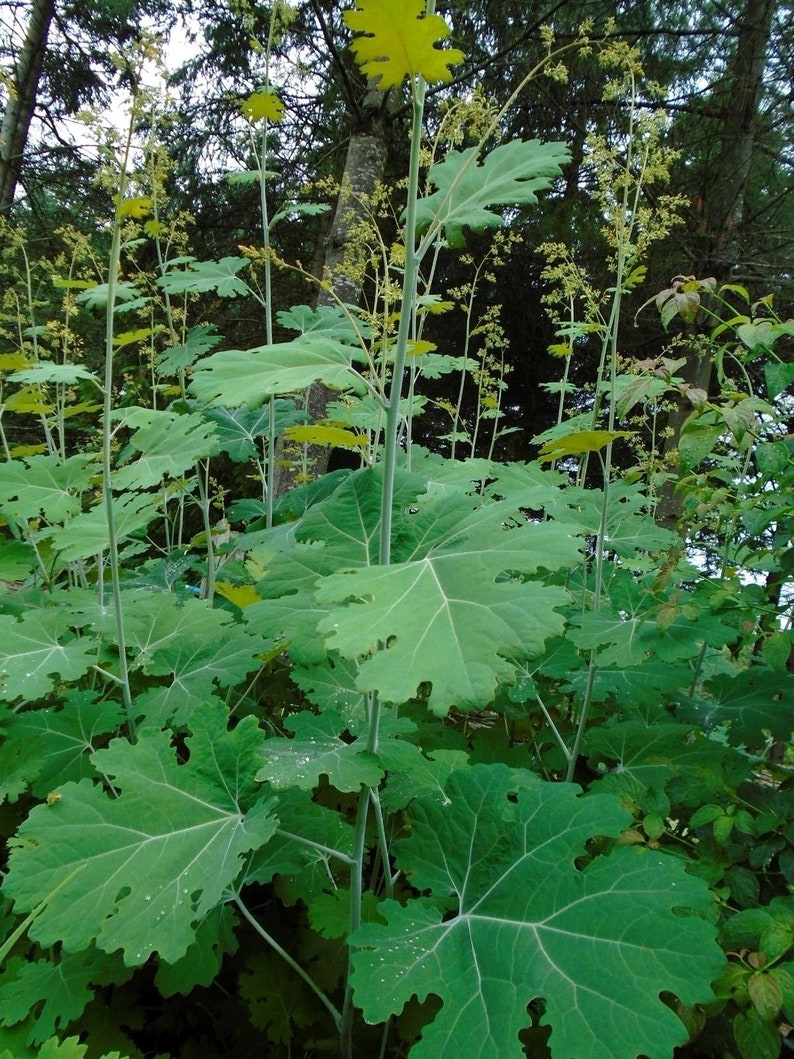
274,121,388,496
0,0,56,216
655,0,777,530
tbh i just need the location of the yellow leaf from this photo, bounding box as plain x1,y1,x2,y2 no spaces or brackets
538,430,632,461
117,196,153,219
407,339,437,356
547,343,573,358
241,90,285,123
0,353,31,372
52,278,94,290
62,401,102,419
113,326,164,348
284,424,368,449
5,388,54,414
144,219,165,237
214,582,262,609
417,298,454,315
9,443,48,457
344,0,464,90
624,265,647,291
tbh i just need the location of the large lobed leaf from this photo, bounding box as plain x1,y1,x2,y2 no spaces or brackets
0,454,95,524
0,610,96,703
189,336,368,408
344,0,464,90
351,765,724,1059
2,704,277,965
415,139,570,247
316,506,579,713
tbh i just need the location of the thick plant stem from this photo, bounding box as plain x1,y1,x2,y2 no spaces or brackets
378,83,425,567
343,76,426,1059
102,134,136,741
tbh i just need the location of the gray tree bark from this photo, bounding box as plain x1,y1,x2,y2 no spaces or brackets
274,121,387,497
0,0,56,216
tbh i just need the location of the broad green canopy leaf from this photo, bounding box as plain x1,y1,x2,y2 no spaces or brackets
0,947,127,1046
38,493,160,565
8,364,98,387
316,505,579,712
415,139,570,247
685,669,794,745
203,401,306,462
113,410,219,490
318,561,569,712
3,705,277,965
351,765,723,1059
156,256,251,298
0,453,95,524
155,324,222,376
118,595,273,726
0,692,125,803
256,707,383,792
189,336,368,408
344,0,464,90
0,610,96,702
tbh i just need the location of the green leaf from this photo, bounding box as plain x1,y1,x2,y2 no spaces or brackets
155,324,223,376
113,410,219,490
119,595,272,727
203,401,307,462
189,336,367,408
318,565,569,714
678,422,723,469
8,364,98,386
733,1008,782,1059
584,721,750,803
351,765,722,1059
0,610,96,703
0,454,95,524
687,669,794,745
239,950,317,1044
256,707,383,792
377,742,470,811
343,0,464,90
316,501,578,712
3,705,277,965
154,904,238,997
764,361,794,400
0,947,128,1046
291,655,368,724
39,493,160,565
243,787,354,891
538,429,631,461
415,139,570,247
748,971,783,1021
0,538,37,581
76,282,142,312
0,692,124,802
276,303,364,341
156,257,251,298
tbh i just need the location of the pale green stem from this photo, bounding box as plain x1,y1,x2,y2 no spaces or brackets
369,788,396,897
378,85,425,566
234,895,341,1032
274,828,356,867
196,460,216,603
102,127,137,740
535,693,572,764
450,285,477,460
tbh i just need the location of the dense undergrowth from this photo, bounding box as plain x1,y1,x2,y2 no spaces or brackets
1,3,794,1058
